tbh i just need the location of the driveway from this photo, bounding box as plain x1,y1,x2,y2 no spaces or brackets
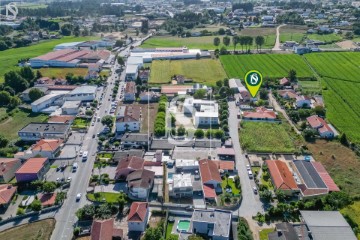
57,145,80,159
94,183,127,193
272,24,286,51
228,101,263,217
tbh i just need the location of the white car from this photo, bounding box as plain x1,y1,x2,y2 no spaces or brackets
253,187,258,194
67,177,72,182
76,193,82,201
246,165,251,171
248,170,253,179
79,150,83,157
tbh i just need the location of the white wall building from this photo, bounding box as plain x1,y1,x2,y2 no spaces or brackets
125,64,139,81
31,93,66,113
64,86,97,102
61,101,81,115
169,173,193,197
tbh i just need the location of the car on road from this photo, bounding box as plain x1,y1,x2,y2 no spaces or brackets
248,170,253,179
76,193,82,201
253,187,258,194
92,134,95,138
246,165,251,171
79,151,83,157
67,177,72,183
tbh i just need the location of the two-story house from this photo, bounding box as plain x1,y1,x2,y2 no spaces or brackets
18,123,71,141
15,157,50,182
128,202,149,232
124,82,136,102
116,105,141,133
126,169,155,200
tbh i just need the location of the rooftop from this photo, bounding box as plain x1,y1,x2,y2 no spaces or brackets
116,105,141,123
199,159,222,184
91,218,122,240
125,64,139,74
121,133,149,143
48,115,75,124
31,139,63,152
266,160,298,191
128,202,148,222
293,160,327,189
173,173,192,188
19,123,70,134
16,157,48,174
0,184,17,205
68,85,97,95
127,169,155,189
192,209,232,238
0,158,20,177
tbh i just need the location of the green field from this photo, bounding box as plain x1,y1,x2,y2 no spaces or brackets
149,59,227,85
341,201,360,240
87,192,122,203
220,54,314,79
0,36,99,82
299,80,321,93
39,68,88,79
307,33,343,43
240,121,296,153
305,52,360,143
0,219,55,239
0,108,48,140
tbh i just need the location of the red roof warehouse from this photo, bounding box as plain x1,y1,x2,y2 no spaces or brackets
266,160,299,194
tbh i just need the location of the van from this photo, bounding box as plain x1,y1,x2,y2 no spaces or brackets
82,151,88,161
72,162,78,172
248,170,253,179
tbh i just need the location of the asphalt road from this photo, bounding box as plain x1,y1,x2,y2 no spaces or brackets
228,101,263,217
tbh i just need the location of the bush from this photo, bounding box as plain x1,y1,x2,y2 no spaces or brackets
16,208,25,215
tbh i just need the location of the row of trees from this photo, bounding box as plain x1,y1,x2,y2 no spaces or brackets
213,35,265,53
154,96,168,137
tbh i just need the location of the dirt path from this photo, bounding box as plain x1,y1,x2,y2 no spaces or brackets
272,24,286,51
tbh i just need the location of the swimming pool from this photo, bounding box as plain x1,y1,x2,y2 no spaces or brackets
177,220,191,232
168,173,174,179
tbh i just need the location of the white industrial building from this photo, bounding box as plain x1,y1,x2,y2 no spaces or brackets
183,98,219,127
64,86,97,102
31,93,66,113
61,101,81,115
125,64,139,81
127,56,144,68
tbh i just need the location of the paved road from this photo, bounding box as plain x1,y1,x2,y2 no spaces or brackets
228,102,263,217
0,212,57,232
272,24,286,51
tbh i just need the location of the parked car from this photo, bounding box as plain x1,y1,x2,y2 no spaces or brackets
246,165,251,171
248,170,253,179
253,187,258,194
76,193,82,201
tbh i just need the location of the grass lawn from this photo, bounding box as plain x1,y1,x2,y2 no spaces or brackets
307,33,343,43
97,153,113,159
240,121,296,153
0,108,48,141
341,201,360,240
0,36,99,82
221,178,241,194
140,103,158,133
149,59,227,85
39,68,87,79
261,176,274,191
87,192,121,203
0,218,55,239
72,117,91,129
259,228,275,240
166,222,175,238
298,80,321,93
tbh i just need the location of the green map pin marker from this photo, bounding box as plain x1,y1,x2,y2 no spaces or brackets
244,70,263,98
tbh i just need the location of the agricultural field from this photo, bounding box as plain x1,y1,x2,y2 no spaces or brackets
220,54,314,80
240,121,296,153
298,80,321,94
149,59,227,85
307,33,343,43
0,36,99,82
279,25,307,43
341,201,360,240
0,108,48,141
305,52,360,143
0,219,55,239
39,68,88,79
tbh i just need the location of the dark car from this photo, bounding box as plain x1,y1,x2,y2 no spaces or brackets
92,134,95,138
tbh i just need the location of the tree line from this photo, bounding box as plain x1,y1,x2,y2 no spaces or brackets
213,35,265,53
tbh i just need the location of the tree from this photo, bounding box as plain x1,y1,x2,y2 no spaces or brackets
61,24,73,36
177,125,186,136
144,226,163,240
73,25,80,37
85,109,93,116
340,133,349,147
223,36,230,47
303,128,317,141
9,96,21,108
101,115,114,127
117,56,124,66
193,89,207,99
4,71,29,93
194,129,204,138
117,193,127,213
260,189,272,202
29,88,44,102
29,199,42,211
43,181,57,193
0,40,8,51
95,203,113,219
255,36,265,52
218,28,225,35
275,190,286,202
213,37,220,46
0,135,9,148
232,36,240,51
188,235,204,240
0,91,11,106
288,69,297,82
76,204,96,220
216,80,223,87
239,36,246,53
115,40,124,47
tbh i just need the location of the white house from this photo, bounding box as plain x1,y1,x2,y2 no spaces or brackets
61,101,81,115
169,173,193,197
125,64,139,81
116,105,141,133
183,98,219,127
124,82,136,102
128,202,149,232
307,115,335,139
126,169,154,200
64,86,97,102
31,93,66,113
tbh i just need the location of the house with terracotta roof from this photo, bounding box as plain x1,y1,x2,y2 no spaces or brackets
161,85,193,98
242,107,277,121
124,82,136,102
0,184,17,208
213,160,235,173
116,105,141,133
19,139,63,160
38,192,57,207
279,77,290,87
306,115,334,139
15,157,50,182
199,159,222,201
0,158,21,183
115,156,144,180
126,169,155,200
128,202,149,232
216,147,236,160
266,160,299,195
91,218,123,240
278,90,299,99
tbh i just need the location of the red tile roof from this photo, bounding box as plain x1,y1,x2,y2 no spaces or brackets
213,160,235,171
128,202,148,222
31,139,63,152
39,192,57,206
161,85,192,94
91,218,115,240
116,105,141,123
243,107,276,120
125,82,136,94
278,90,299,99
266,160,298,191
16,158,48,174
203,184,216,198
48,115,75,124
199,159,222,184
0,158,20,177
311,162,340,192
307,115,333,134
279,77,290,85
0,184,17,205
116,156,144,172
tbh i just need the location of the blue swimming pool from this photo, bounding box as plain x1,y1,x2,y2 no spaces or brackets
168,173,174,179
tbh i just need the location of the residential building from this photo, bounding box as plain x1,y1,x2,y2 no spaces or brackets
120,133,149,149
115,156,144,179
19,139,63,160
18,123,71,141
128,202,149,232
61,101,81,115
307,115,335,139
299,211,357,240
91,218,123,240
64,86,97,102
268,222,303,240
38,193,57,207
161,85,193,98
183,98,219,127
169,173,193,197
213,160,235,173
199,159,222,200
139,91,159,102
0,184,17,208
116,105,141,133
216,147,235,160
192,209,232,240
15,157,50,182
125,64,139,81
295,95,311,108
139,69,150,82
0,158,21,183
266,160,299,195
242,107,277,121
228,78,251,102
126,169,155,200
124,82,136,102
113,149,144,162
278,90,299,99
175,159,199,172
279,77,290,86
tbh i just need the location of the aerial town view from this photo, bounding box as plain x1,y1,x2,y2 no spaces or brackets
0,0,360,239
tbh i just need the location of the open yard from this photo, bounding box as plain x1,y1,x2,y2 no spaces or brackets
307,33,343,43
149,59,227,85
221,178,241,195
72,117,91,129
341,201,360,240
220,54,314,80
259,228,275,240
298,80,321,93
240,121,296,153
0,36,99,82
39,68,88,79
280,25,308,43
0,218,55,240
305,52,360,143
0,108,48,141
87,192,121,203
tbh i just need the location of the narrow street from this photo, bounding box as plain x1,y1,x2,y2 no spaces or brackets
272,24,286,51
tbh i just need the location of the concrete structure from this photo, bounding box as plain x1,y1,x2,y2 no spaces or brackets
116,105,141,133
31,93,66,113
127,56,144,67
192,209,232,240
127,202,149,232
169,173,193,197
120,133,149,149
125,64,139,81
64,86,97,102
126,169,155,200
183,98,219,127
15,157,50,182
0,158,22,183
175,159,199,171
18,123,71,141
61,101,81,115
124,82,136,102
